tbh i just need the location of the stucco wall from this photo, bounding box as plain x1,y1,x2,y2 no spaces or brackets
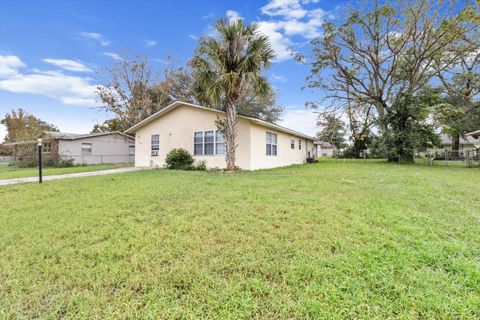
249,123,315,170
58,134,134,164
134,105,251,169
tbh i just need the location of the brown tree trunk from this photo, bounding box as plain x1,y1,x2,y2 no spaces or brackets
451,132,460,158
225,100,238,171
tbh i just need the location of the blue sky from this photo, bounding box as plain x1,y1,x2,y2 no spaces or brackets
0,0,344,142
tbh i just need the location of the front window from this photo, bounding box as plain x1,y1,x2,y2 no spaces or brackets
266,132,277,156
151,134,159,155
215,131,225,155
81,143,92,156
290,138,295,149
194,130,225,156
194,132,204,155
299,139,302,150
204,131,214,155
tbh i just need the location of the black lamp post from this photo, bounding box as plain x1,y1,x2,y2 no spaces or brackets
37,138,42,183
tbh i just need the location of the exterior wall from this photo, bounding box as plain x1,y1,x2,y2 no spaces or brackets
440,143,476,151
58,134,135,164
248,123,314,170
134,105,251,169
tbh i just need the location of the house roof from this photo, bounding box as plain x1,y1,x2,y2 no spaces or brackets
3,131,134,146
124,101,316,140
43,131,134,141
314,140,334,148
466,129,480,138
439,133,478,145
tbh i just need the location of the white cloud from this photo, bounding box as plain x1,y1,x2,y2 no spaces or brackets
257,21,294,61
256,0,329,61
79,32,110,46
145,40,157,47
103,52,123,61
0,55,99,107
189,34,198,40
279,107,317,136
261,0,307,19
43,58,92,72
271,74,287,83
0,55,26,77
202,12,214,19
226,10,243,22
0,124,6,143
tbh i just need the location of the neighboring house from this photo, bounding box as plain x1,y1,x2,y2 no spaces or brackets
125,101,316,170
438,133,478,151
6,131,135,165
314,141,335,157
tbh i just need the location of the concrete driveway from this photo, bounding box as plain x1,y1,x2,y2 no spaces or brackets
0,166,148,186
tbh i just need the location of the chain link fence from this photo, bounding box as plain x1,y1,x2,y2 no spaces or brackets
418,149,480,167
9,154,134,168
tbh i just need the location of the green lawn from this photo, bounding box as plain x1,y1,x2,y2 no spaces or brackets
1,159,479,319
0,162,133,180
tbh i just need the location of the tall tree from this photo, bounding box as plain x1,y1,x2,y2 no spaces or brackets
433,17,480,155
96,54,196,132
190,19,275,170
1,108,58,143
316,113,346,149
305,0,477,162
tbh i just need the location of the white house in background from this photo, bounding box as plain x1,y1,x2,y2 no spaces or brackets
6,131,135,165
314,141,335,157
438,133,478,151
125,101,316,170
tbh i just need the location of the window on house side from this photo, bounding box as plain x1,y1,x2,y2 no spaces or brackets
299,139,302,150
290,138,295,149
81,143,92,156
215,131,225,155
266,132,277,156
151,134,159,155
204,131,214,155
194,132,203,155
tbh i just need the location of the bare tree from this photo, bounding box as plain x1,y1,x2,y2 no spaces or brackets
306,0,476,121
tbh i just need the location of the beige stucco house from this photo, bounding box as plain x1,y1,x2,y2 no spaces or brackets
125,101,316,170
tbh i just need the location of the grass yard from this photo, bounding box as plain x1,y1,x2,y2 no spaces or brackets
1,159,479,319
0,162,133,180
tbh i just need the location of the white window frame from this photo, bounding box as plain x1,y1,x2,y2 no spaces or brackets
194,130,225,156
266,132,277,156
151,134,159,156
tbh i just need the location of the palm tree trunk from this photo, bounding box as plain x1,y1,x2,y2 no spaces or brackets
225,100,238,171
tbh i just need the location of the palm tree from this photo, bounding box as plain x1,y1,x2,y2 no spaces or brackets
190,19,275,170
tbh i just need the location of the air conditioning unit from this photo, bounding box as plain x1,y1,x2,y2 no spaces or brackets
151,150,158,156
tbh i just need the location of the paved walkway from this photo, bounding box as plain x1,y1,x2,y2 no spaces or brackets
0,167,148,186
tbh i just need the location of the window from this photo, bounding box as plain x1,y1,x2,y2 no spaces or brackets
42,143,51,154
129,145,135,156
204,131,214,155
266,132,277,156
151,134,159,155
290,138,295,149
81,143,92,156
194,130,225,156
299,139,302,150
194,132,203,155
215,131,225,155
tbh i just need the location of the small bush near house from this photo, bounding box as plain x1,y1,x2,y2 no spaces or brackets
165,148,194,170
56,159,74,168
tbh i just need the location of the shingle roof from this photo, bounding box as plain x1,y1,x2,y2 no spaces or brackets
125,101,316,140
439,133,478,145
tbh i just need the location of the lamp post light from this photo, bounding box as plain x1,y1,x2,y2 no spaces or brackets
37,138,42,183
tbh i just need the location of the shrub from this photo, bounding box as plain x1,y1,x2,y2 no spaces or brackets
165,148,194,169
56,159,74,168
